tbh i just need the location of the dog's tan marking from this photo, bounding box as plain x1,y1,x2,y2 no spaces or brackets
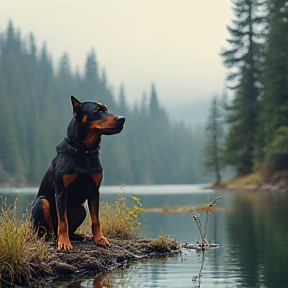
91,172,103,187
57,221,73,251
84,131,101,147
89,172,109,246
90,116,116,129
95,102,108,111
41,198,54,234
82,115,88,123
63,174,78,188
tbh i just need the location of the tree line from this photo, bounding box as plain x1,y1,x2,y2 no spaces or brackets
204,0,288,182
0,21,208,186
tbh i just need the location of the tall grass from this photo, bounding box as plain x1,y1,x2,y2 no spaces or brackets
0,198,48,285
78,193,144,240
100,193,144,239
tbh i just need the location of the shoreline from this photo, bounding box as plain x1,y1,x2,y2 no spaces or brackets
7,238,179,287
209,171,288,193
210,182,288,193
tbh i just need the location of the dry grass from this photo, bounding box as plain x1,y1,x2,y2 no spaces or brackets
0,198,49,285
221,170,288,191
151,234,178,252
231,172,262,185
101,194,144,239
145,203,226,214
162,204,174,213
77,193,144,240
220,171,263,190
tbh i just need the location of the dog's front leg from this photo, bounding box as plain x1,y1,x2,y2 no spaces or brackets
89,173,110,246
55,191,73,251
88,194,110,246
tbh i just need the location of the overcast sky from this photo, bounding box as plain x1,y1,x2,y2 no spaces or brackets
0,0,233,108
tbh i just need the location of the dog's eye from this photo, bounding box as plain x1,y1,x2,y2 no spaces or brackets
94,102,108,113
93,103,107,113
93,107,104,113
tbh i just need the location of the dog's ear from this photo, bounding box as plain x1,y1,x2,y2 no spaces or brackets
71,95,81,113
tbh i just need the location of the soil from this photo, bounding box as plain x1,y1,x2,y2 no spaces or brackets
16,238,179,287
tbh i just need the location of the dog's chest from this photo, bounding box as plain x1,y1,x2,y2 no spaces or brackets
59,152,103,175
73,155,102,174
66,174,98,205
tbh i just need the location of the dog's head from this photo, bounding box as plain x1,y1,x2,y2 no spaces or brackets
71,95,125,136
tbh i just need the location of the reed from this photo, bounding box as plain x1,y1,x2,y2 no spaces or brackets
192,196,222,245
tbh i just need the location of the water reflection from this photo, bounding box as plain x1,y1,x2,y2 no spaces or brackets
191,251,205,287
81,250,220,288
67,274,112,288
227,192,288,288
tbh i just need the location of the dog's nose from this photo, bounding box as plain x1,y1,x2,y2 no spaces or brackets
116,116,125,124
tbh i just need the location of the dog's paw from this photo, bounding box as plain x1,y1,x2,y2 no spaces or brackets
57,240,73,251
94,236,110,246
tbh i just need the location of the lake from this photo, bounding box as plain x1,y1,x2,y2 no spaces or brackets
1,184,288,288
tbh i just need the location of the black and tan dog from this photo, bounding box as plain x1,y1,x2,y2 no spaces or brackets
31,96,125,251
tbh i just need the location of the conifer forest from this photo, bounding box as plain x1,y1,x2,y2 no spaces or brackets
0,21,206,186
204,0,288,181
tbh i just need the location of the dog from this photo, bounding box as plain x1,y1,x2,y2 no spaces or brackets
31,96,125,251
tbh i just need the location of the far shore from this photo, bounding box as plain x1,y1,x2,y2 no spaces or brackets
209,171,288,193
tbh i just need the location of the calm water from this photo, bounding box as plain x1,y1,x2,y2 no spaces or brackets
1,185,288,288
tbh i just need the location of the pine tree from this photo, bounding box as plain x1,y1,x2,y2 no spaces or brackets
0,73,25,180
220,0,268,175
82,49,101,100
57,53,74,118
254,0,288,171
203,96,225,185
118,84,127,114
147,84,172,183
0,22,30,179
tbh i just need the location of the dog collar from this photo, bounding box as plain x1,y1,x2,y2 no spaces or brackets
64,137,100,154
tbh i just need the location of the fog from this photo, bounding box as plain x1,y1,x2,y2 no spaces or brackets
0,0,233,114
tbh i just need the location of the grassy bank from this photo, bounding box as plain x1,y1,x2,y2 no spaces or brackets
218,170,288,192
